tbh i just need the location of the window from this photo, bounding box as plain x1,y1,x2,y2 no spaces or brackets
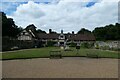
25,33,28,35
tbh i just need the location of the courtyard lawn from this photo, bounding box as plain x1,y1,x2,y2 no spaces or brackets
1,47,119,60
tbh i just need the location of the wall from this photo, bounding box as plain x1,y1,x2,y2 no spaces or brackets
95,41,120,50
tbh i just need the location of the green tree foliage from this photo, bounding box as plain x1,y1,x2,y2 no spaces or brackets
2,12,22,37
77,28,91,34
92,23,120,40
69,42,76,47
81,42,94,49
36,29,46,34
46,41,57,47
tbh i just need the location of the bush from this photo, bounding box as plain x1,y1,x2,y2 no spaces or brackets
69,42,76,47
35,41,44,48
46,41,57,47
95,43,99,49
81,42,94,49
100,46,110,50
81,42,89,48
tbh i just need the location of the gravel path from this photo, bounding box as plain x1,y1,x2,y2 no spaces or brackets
2,57,118,78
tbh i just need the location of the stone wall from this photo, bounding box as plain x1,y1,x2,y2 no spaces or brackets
95,41,120,50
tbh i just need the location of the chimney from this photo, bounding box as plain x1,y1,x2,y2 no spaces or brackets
49,29,52,34
72,31,74,34
61,30,63,34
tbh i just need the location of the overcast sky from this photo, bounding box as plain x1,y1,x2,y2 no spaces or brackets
1,0,119,33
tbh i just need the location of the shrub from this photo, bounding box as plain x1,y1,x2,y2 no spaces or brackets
81,42,89,48
95,43,99,49
81,42,88,48
69,42,76,47
46,41,57,47
81,42,94,49
99,45,110,50
89,43,94,48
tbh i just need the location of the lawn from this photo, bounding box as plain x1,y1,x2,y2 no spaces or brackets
1,47,119,60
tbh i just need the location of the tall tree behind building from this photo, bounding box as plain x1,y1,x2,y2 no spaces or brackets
77,28,92,34
92,23,120,40
1,12,22,38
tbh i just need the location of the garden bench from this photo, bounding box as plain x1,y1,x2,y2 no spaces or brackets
49,50,62,59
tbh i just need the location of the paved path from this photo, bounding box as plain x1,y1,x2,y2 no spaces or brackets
2,57,118,78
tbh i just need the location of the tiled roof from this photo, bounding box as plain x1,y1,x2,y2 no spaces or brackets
37,33,95,41
37,33,59,39
69,34,95,41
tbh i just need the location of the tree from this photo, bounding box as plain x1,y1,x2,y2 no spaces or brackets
1,12,23,37
92,23,120,40
36,29,46,34
77,28,91,34
92,27,107,40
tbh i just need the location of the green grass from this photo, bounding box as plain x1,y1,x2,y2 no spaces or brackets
1,47,119,60
62,48,119,58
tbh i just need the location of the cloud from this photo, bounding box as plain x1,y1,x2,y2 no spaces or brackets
6,0,118,33
14,1,45,18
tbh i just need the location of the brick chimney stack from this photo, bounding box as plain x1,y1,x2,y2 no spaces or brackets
61,30,63,34
72,31,74,34
49,29,52,34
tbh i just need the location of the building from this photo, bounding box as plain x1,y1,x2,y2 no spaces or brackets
17,24,37,41
17,25,96,47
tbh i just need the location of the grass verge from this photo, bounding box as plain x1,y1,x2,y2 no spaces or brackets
1,47,119,60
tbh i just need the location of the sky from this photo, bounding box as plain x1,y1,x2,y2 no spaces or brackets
1,0,119,33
